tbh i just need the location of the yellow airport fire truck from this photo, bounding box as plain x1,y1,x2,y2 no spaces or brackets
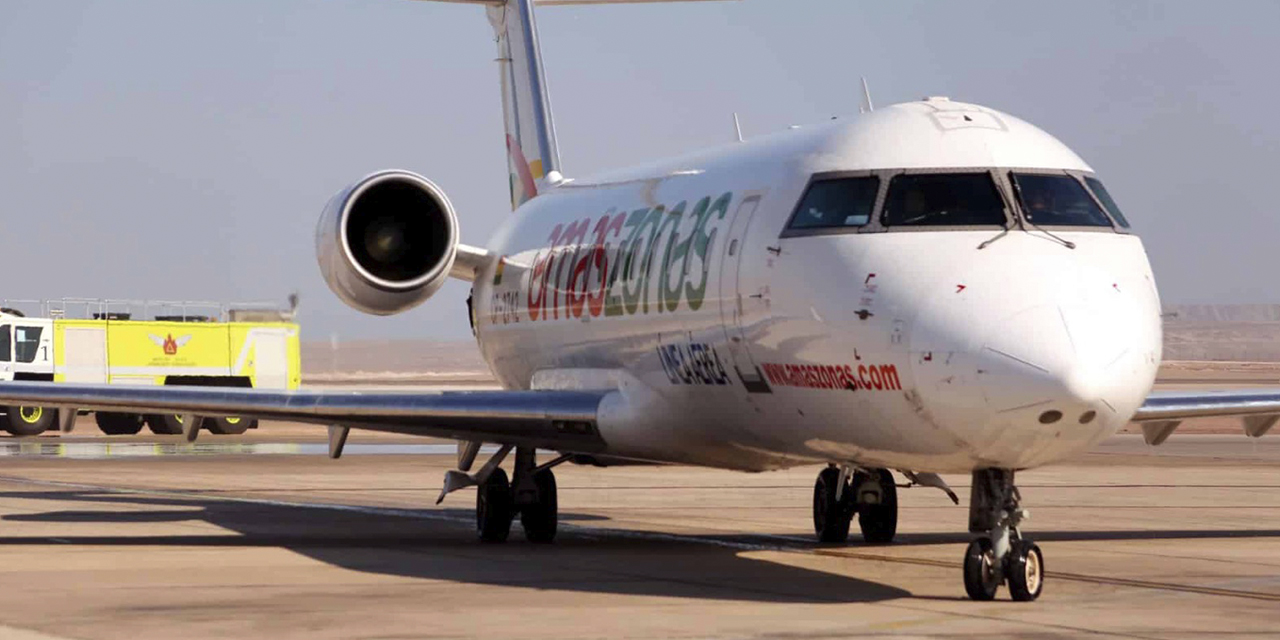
0,299,301,436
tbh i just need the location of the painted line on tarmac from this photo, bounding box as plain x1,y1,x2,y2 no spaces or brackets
2,474,1277,603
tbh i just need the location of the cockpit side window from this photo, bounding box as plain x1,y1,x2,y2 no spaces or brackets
1010,173,1112,227
881,173,1007,227
786,176,880,231
1083,176,1131,228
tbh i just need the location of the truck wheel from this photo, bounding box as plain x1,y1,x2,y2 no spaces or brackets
207,416,255,435
4,406,56,436
146,414,186,435
96,413,144,436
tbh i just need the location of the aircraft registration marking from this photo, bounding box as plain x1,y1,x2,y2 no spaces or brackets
657,341,731,386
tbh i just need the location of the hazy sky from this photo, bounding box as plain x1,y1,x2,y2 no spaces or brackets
2,0,1277,340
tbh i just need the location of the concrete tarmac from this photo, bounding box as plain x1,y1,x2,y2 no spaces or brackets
0,432,1272,638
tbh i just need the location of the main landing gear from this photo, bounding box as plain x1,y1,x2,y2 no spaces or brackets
963,469,1044,602
476,447,561,544
812,465,898,544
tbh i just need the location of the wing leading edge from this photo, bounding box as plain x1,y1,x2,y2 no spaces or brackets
1131,388,1280,445
0,381,609,453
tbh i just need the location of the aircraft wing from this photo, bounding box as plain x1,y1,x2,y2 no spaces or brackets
0,381,608,453
1130,388,1280,445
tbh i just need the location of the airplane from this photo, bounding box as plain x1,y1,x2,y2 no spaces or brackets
3,0,1280,603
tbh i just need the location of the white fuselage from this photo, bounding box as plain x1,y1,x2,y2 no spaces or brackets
471,100,1162,474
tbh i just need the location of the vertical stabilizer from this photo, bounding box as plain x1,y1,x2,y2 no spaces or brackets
487,0,561,209
414,0,733,209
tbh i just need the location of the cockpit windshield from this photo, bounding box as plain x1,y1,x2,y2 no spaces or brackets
1011,173,1112,227
787,176,880,230
881,173,1007,227
1083,176,1131,228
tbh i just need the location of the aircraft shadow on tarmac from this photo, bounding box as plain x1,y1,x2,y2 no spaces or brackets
5,489,1280,603
0,489,912,604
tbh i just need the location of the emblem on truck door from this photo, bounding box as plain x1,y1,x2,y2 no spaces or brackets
148,334,192,356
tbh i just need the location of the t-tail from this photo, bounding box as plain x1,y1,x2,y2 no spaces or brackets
417,0,733,209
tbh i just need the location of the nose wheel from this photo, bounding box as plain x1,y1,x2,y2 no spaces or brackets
963,469,1044,601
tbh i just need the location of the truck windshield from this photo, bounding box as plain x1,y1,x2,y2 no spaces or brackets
14,326,42,363
882,173,1007,227
1011,173,1112,227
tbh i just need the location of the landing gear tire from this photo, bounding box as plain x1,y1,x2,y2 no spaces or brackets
853,468,898,544
813,466,853,543
963,537,1001,601
963,468,1044,601
146,414,183,435
520,469,558,543
207,416,255,435
95,412,145,435
4,406,55,436
477,468,514,543
1007,540,1044,602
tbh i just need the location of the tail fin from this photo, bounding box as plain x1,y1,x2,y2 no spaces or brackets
418,0,735,209
487,0,561,209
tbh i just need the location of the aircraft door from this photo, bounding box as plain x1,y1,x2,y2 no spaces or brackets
717,193,772,393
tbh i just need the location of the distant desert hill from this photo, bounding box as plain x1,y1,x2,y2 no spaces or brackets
301,338,492,383
1163,304,1280,361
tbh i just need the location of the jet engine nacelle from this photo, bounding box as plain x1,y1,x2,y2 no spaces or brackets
316,170,459,315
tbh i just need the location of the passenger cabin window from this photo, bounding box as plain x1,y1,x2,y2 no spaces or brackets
14,326,42,364
0,325,9,363
788,176,880,230
1084,176,1131,228
882,174,1007,227
1011,173,1112,227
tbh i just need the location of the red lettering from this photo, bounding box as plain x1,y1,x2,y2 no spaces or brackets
555,219,589,319
880,364,901,391
527,224,563,322
586,213,623,317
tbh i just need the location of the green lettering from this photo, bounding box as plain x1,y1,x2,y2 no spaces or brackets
658,201,689,313
684,192,732,310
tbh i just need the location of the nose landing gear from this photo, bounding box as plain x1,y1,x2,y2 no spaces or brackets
963,469,1044,601
812,465,898,544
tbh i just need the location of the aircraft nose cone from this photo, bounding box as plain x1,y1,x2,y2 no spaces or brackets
908,245,1161,468
977,303,1121,422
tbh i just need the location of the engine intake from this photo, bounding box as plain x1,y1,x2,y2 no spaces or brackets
316,170,459,315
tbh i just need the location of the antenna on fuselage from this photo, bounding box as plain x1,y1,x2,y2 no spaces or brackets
733,112,744,142
859,77,874,114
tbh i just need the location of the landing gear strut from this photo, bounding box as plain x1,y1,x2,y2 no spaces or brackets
812,465,898,544
474,446,560,544
963,469,1044,601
